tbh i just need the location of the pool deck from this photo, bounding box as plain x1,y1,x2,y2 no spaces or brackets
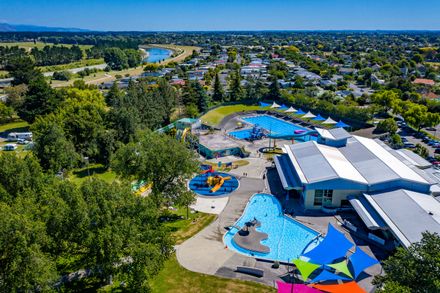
232,220,270,254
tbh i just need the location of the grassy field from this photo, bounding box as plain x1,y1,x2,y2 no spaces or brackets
163,207,216,245
40,58,104,73
0,42,93,51
200,105,262,126
0,120,30,133
150,256,275,293
67,164,117,185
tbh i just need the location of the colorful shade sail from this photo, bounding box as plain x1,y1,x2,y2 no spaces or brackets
302,224,353,264
271,101,281,108
285,106,297,113
335,120,350,128
296,109,306,115
310,269,351,283
348,248,379,279
311,281,366,293
327,260,353,279
259,102,271,107
277,281,322,293
313,114,326,121
293,259,321,280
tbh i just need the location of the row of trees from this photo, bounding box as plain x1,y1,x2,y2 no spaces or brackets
104,48,142,70
30,45,83,66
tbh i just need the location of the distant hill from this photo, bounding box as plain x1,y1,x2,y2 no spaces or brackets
0,23,91,32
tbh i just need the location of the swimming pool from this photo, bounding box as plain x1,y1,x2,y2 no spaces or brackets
224,193,320,262
229,115,316,141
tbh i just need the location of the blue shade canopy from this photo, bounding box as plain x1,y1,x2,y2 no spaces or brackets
302,224,353,264
259,102,271,107
335,120,350,128
279,104,288,110
310,269,351,283
296,109,306,115
348,248,379,279
312,114,325,121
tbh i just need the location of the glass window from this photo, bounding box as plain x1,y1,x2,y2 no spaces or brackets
314,189,333,206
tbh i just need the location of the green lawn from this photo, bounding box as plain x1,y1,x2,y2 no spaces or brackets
68,164,117,185
0,120,29,133
0,42,92,50
200,104,262,126
40,58,104,73
150,256,276,293
163,207,216,245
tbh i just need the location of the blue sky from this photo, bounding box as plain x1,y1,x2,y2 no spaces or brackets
1,0,440,31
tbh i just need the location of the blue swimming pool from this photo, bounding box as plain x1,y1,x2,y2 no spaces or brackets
224,193,320,262
229,115,316,141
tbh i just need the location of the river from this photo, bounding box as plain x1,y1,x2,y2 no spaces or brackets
143,47,172,63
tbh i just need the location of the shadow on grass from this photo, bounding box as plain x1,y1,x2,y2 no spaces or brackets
72,166,108,179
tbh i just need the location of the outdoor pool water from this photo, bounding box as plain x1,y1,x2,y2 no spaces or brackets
224,193,320,262
229,115,316,141
189,172,239,196
144,47,172,63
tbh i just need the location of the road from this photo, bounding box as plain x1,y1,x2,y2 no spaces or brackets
42,63,107,77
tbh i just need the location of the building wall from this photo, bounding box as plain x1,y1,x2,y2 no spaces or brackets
302,188,363,210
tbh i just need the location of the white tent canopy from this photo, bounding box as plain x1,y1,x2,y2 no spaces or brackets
322,117,337,125
285,106,297,113
302,111,316,119
270,102,281,108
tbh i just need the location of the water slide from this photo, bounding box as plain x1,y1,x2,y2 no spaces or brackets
209,175,231,193
181,127,190,142
267,130,318,140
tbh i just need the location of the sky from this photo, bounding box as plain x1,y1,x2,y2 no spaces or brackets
1,0,440,31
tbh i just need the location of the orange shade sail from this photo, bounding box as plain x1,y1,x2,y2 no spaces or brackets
311,281,366,293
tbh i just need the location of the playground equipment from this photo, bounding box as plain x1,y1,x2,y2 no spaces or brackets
207,174,232,193
247,125,265,141
181,127,190,142
201,165,214,174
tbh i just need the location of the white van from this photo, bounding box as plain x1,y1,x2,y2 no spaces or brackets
7,132,32,142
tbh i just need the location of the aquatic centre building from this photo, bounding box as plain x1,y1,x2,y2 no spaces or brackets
275,128,440,247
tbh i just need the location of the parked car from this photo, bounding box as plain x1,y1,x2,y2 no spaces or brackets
404,142,416,148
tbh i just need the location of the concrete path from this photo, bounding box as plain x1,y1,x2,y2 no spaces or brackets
177,176,289,286
190,196,229,214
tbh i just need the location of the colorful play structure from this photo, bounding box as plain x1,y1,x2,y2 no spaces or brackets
189,166,239,196
131,180,152,196
206,174,232,193
276,224,379,293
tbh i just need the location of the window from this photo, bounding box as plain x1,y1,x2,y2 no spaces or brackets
314,189,333,206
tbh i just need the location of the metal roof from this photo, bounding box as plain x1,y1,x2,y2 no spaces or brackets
364,189,440,248
315,127,351,141
283,135,430,187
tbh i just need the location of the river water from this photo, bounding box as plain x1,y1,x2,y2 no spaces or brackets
143,47,172,63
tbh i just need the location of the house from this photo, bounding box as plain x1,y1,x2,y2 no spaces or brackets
339,67,356,75
274,128,440,248
413,78,435,86
320,79,337,87
371,74,385,85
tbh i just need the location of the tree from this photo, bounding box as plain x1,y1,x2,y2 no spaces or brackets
31,114,79,172
267,76,281,100
403,103,440,132
212,73,224,102
4,84,27,110
155,79,177,124
0,102,15,123
8,56,42,86
104,48,129,70
376,118,398,134
228,70,244,101
105,81,123,107
18,75,60,123
371,90,399,115
111,130,199,207
414,143,429,158
124,48,142,68
374,232,440,293
52,70,71,81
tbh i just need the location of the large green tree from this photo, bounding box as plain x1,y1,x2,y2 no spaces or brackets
111,130,199,207
212,73,224,102
374,232,440,293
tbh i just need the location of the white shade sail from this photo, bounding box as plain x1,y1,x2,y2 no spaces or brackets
270,102,281,108
302,111,316,119
285,106,297,113
322,117,337,124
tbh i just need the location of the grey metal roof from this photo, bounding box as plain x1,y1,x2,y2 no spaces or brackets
339,138,400,184
365,189,440,247
287,142,339,183
348,195,387,230
328,128,352,140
